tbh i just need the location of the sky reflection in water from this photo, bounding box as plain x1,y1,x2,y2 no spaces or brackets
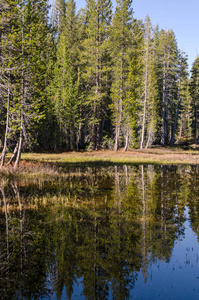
1,165,199,299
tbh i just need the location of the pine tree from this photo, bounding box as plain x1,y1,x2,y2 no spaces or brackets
110,0,133,151
50,0,85,150
189,56,199,144
0,0,193,157
33,16,57,151
179,80,192,140
53,0,66,36
81,0,112,149
154,29,179,145
0,0,20,167
140,16,158,149
0,0,51,167
170,51,188,146
125,18,144,149
14,0,51,168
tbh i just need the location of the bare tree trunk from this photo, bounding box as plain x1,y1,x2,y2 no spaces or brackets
76,122,81,151
141,24,149,149
6,141,19,166
14,0,25,169
14,130,23,169
170,57,183,146
93,2,100,150
124,127,128,151
146,122,152,149
114,123,119,152
161,50,167,145
179,113,183,139
114,98,122,152
0,85,10,167
195,76,198,144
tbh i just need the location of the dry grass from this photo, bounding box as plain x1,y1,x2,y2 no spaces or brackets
1,148,199,177
20,148,199,166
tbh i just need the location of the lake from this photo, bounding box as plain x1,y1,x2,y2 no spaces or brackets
1,164,199,299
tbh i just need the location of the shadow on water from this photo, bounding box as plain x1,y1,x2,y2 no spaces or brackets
21,156,193,172
1,164,199,299
47,160,191,170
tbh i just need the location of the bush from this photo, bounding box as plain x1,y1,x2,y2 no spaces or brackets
102,136,114,150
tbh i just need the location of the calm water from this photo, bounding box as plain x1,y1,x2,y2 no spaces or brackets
1,165,199,299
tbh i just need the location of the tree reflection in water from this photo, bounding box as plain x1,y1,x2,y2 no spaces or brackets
0,165,199,299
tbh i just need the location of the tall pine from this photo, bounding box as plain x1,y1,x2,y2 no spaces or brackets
50,0,84,150
110,0,133,151
189,57,199,144
81,0,112,149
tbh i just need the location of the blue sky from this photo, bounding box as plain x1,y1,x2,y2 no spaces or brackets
50,0,199,71
132,0,199,71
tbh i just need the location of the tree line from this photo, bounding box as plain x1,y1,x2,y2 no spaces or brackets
1,0,199,167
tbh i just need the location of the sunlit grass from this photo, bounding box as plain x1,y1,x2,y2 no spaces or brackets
1,148,199,177
20,149,199,166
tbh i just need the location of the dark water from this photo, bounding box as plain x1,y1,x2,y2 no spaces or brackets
1,165,199,299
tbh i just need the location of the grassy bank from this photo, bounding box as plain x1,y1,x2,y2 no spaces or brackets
19,148,199,166
0,147,199,178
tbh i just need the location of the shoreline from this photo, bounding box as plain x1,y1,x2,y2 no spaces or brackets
19,148,199,166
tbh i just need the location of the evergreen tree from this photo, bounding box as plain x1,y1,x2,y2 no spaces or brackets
110,0,133,151
125,16,158,150
179,80,192,140
139,16,158,149
53,0,66,36
14,0,51,168
170,51,188,145
0,0,194,156
0,0,20,167
0,0,51,167
189,56,199,144
154,29,179,145
82,0,112,149
50,0,84,150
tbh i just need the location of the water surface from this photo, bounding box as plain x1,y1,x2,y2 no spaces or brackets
1,165,199,299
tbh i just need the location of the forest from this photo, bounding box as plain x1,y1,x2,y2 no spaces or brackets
1,0,199,168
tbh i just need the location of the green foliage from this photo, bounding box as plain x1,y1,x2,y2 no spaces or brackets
126,18,144,148
49,0,85,151
0,0,196,166
101,135,114,150
81,0,112,149
110,0,133,151
189,56,199,142
0,0,52,165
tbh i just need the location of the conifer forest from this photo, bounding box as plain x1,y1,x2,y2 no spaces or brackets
1,0,199,166
2,2,199,298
